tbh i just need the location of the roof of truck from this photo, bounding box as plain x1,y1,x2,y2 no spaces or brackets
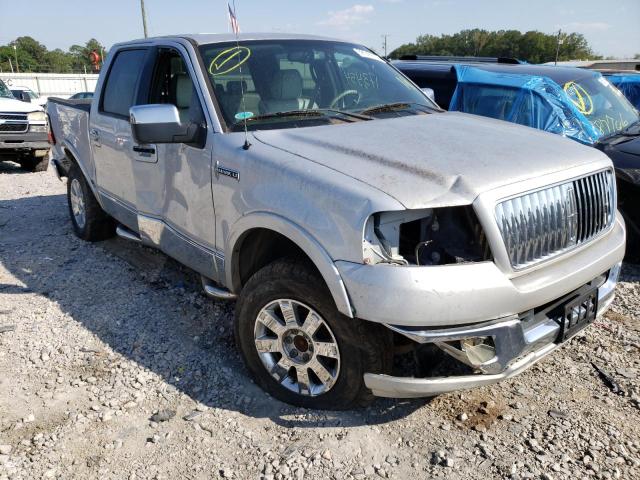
115,33,347,47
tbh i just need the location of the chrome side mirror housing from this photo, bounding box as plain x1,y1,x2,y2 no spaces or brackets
129,104,199,144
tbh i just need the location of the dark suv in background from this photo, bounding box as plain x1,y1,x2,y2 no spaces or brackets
395,56,640,257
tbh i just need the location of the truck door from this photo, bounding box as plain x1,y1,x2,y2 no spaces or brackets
90,48,149,229
132,46,218,279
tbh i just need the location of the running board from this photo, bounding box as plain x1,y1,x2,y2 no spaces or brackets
116,225,142,243
201,276,237,300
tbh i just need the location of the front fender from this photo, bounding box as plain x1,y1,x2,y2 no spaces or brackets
226,212,354,318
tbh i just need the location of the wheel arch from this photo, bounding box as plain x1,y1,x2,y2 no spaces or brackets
61,142,101,200
227,213,354,318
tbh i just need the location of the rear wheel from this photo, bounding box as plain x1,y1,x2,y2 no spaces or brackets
18,155,49,172
66,164,115,241
235,257,393,409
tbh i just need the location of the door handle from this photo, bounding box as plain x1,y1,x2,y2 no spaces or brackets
132,145,156,155
89,129,100,140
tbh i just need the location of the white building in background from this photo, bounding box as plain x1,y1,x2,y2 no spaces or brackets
0,73,99,100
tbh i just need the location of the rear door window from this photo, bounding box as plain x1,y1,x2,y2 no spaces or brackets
101,49,148,117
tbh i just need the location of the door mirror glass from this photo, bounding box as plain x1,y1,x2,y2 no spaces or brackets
129,104,200,144
421,87,435,103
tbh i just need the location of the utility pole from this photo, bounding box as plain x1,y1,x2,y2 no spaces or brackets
555,29,563,66
140,0,149,38
8,58,13,74
13,45,19,73
381,34,390,58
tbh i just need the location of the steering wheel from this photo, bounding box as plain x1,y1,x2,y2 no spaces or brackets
329,90,361,109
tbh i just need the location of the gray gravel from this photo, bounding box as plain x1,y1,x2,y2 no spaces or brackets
0,159,639,480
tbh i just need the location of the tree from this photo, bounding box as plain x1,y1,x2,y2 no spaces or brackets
389,29,599,63
0,37,106,73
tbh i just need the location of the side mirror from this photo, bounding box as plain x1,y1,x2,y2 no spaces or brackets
129,104,200,144
20,92,32,103
421,87,435,102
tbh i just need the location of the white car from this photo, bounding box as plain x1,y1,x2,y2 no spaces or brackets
10,86,47,107
0,79,50,171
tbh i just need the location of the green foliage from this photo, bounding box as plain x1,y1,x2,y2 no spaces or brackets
389,29,600,63
0,37,106,73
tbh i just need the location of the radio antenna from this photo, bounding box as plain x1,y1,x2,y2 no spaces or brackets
230,0,251,150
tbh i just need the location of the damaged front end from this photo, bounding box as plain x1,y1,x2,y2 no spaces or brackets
365,264,620,398
362,206,491,266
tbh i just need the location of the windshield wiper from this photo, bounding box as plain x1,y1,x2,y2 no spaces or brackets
359,102,433,116
230,109,370,129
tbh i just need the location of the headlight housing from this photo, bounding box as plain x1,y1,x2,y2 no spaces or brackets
363,206,491,266
27,111,47,122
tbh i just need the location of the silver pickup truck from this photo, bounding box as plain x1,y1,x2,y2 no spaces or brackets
48,33,625,410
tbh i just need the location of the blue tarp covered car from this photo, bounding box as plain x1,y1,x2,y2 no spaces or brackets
448,66,602,144
604,73,640,110
448,66,637,145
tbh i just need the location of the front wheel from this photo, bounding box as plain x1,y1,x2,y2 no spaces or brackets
235,257,393,409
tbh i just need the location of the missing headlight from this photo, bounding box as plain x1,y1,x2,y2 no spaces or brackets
364,206,491,266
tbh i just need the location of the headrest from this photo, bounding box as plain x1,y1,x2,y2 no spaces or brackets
269,69,303,100
227,80,247,96
172,73,193,109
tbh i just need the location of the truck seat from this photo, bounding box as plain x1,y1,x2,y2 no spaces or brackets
259,70,311,113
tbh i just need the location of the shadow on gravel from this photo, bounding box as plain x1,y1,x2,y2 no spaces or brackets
0,192,428,428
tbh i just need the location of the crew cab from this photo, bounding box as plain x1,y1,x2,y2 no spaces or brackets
48,34,624,409
0,78,50,172
394,57,640,256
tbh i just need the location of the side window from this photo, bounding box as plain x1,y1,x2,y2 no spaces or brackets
148,49,205,125
101,49,147,117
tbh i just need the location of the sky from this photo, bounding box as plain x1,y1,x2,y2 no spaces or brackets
0,0,638,58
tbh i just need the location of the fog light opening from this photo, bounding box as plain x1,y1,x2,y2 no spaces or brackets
437,336,497,369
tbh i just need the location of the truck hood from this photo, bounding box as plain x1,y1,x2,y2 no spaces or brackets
253,112,606,209
0,96,44,113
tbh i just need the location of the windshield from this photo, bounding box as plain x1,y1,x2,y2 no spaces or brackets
0,80,14,99
562,74,639,139
199,40,436,130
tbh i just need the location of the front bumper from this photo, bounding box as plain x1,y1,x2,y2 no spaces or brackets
0,131,49,155
364,263,621,398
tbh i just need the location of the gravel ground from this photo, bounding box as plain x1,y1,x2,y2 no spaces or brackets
0,159,639,480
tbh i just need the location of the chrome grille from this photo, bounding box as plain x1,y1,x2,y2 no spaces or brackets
0,113,27,121
495,170,615,269
0,113,28,134
0,123,28,133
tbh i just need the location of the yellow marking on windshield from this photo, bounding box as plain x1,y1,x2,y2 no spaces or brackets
209,47,251,76
563,81,594,115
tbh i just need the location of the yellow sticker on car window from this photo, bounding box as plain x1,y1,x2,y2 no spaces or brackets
563,81,594,115
209,46,251,76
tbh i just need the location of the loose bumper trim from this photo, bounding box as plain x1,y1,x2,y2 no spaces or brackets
365,263,621,398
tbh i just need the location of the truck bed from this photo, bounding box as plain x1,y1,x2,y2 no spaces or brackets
47,97,94,179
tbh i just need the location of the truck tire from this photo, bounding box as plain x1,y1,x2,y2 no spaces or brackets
67,164,115,241
19,155,49,172
235,257,393,410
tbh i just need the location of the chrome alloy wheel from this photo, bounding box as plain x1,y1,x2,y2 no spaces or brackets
69,178,86,229
254,299,340,396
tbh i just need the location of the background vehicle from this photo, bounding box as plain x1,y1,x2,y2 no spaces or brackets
68,91,94,100
600,72,640,110
48,34,624,409
0,79,50,172
395,57,640,257
9,86,47,107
